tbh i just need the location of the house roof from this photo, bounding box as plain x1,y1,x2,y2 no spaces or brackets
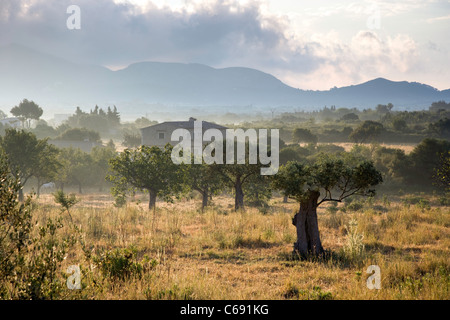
140,117,227,131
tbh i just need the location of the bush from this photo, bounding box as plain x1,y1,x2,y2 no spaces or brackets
92,246,155,281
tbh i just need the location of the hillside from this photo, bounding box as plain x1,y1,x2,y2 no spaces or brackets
1,44,449,117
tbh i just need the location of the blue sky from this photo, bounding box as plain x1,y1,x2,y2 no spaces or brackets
1,0,449,90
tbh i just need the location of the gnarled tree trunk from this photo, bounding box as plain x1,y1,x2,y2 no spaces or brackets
292,190,324,257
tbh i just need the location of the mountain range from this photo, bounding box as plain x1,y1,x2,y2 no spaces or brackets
1,44,449,120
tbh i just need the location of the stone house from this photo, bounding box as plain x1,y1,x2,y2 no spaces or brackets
139,117,227,150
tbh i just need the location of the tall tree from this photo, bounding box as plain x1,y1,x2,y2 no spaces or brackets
273,155,382,257
10,99,43,128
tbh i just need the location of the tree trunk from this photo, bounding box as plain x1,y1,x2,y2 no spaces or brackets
18,188,24,202
293,191,324,257
234,179,244,211
37,177,41,198
283,195,288,203
201,191,209,212
148,189,157,210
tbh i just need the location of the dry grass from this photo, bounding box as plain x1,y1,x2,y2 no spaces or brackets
31,193,449,300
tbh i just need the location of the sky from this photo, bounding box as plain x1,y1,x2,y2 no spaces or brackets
1,0,449,90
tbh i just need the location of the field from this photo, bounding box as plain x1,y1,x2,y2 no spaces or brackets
28,191,449,300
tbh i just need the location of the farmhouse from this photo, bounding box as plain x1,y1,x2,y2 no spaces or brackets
140,117,228,149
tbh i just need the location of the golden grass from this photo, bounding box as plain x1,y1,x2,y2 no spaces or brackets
31,193,449,300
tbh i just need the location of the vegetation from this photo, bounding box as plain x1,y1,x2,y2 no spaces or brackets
0,99,449,300
10,99,43,128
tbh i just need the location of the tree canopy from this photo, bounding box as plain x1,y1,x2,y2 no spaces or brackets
10,99,43,128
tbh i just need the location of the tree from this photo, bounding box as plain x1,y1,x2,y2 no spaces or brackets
0,129,48,201
0,151,33,295
55,148,96,193
243,174,272,208
407,138,450,187
91,145,117,191
34,144,61,198
56,127,101,143
107,144,181,210
272,155,382,257
341,113,359,122
185,160,224,211
434,151,450,192
212,139,266,211
349,120,384,143
292,128,318,144
392,118,408,132
122,131,141,148
428,118,450,139
10,99,43,128
376,103,394,115
53,190,78,223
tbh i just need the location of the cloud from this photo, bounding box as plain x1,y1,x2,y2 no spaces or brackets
0,0,446,90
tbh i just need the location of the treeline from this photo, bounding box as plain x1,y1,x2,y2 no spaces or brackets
244,101,450,144
0,100,157,147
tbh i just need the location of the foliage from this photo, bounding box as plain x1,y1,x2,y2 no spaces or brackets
407,138,450,186
107,144,182,209
55,147,97,193
0,151,33,297
434,151,450,192
92,246,147,281
56,127,101,143
53,190,79,223
10,99,43,128
184,160,224,210
292,128,318,144
272,154,383,205
0,152,75,299
0,129,52,200
66,105,120,133
349,120,384,143
122,131,142,148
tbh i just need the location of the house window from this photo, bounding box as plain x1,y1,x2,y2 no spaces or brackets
158,132,165,139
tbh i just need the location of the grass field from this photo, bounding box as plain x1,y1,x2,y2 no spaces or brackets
27,191,449,300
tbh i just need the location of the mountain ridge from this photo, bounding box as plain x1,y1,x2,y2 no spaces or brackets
0,44,449,117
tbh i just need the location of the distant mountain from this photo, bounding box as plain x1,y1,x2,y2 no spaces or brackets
0,44,449,118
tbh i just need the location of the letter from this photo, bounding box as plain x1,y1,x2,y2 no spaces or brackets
259,129,279,175
366,265,381,289
194,121,203,164
261,305,268,315
66,5,81,30
225,129,258,164
225,305,231,314
203,128,224,164
171,129,191,164
207,307,214,318
180,307,186,315
66,265,81,290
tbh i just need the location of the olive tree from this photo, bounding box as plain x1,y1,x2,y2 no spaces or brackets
273,155,382,257
107,144,181,210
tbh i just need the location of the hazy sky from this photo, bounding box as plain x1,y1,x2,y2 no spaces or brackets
1,0,449,90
